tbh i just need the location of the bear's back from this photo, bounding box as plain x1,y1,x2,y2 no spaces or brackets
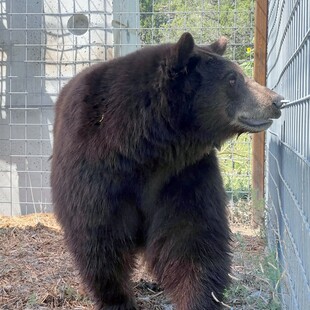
52,44,172,164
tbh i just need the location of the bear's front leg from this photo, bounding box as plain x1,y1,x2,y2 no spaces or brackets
65,223,138,310
145,154,231,310
57,174,141,310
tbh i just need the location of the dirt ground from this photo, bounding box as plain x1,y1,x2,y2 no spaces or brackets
0,213,279,310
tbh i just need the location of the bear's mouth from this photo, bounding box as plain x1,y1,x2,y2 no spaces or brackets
238,116,273,132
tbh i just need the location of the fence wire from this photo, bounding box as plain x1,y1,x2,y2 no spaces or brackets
266,0,310,309
0,0,255,216
0,0,115,216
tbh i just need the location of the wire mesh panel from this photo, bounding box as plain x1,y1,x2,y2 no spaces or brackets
0,0,120,216
266,0,310,309
1,0,255,216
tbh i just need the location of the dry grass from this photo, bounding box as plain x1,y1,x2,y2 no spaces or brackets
0,214,280,309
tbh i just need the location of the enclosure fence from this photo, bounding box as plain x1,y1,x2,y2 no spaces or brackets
266,0,310,309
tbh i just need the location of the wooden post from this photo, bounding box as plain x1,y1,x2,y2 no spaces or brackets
252,0,268,227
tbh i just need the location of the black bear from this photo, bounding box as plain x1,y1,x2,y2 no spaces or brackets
51,33,283,309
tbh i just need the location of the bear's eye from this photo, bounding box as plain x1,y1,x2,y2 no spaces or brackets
228,73,237,87
229,79,236,87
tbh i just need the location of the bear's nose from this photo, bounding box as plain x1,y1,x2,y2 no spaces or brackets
272,95,285,109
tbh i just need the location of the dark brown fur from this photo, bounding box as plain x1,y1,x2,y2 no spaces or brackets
51,33,283,309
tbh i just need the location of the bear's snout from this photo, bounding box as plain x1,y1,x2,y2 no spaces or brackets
232,84,284,133
272,94,285,110
268,92,284,120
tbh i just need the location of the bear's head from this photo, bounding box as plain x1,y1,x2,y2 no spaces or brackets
160,32,284,147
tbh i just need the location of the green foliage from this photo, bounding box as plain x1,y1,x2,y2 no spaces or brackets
240,46,254,76
262,252,282,294
26,293,38,306
140,0,254,61
60,285,87,302
140,0,169,44
224,237,282,309
254,252,282,309
219,134,252,202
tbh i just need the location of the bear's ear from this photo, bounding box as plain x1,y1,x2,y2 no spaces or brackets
174,32,195,67
207,37,228,56
165,32,195,75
